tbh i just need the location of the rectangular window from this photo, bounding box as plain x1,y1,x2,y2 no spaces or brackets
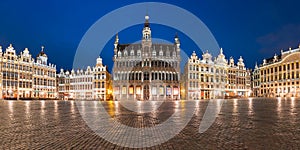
136,86,141,95
174,87,179,96
122,86,126,94
129,87,134,95
166,87,172,96
114,87,120,94
159,87,164,96
152,87,157,95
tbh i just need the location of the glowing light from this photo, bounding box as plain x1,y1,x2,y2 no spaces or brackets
291,97,295,112
114,101,119,114
277,97,282,113
114,87,120,95
54,100,58,113
174,88,179,96
175,100,180,110
129,87,134,95
70,100,75,115
195,100,200,114
8,100,14,113
136,87,141,95
107,89,112,95
233,99,238,113
41,100,45,116
25,101,30,115
122,86,126,94
248,98,253,114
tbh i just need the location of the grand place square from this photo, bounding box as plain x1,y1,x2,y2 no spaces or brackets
1,1,300,149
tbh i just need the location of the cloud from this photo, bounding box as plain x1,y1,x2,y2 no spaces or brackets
257,24,300,56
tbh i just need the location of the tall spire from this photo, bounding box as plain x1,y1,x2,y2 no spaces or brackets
142,15,151,42
114,33,119,49
144,15,150,27
174,32,179,43
115,33,119,44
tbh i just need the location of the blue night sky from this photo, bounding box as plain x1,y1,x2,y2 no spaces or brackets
0,0,300,72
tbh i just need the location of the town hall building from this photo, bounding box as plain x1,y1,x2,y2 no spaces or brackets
112,15,181,101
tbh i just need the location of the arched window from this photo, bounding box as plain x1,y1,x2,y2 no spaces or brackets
124,50,128,56
118,51,121,57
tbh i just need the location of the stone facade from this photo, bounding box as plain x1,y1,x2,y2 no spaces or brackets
182,49,251,100
253,45,300,97
0,44,56,99
57,57,111,100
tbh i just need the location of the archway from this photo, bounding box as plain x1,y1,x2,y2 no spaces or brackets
143,85,150,100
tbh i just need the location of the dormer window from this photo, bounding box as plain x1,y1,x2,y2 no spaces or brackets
130,50,134,56
159,50,163,56
172,52,176,57
137,50,141,57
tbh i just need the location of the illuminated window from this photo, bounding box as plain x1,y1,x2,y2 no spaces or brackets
173,86,179,95
136,86,141,95
114,87,120,94
159,86,164,96
166,86,172,96
152,86,157,95
129,85,134,95
122,86,126,94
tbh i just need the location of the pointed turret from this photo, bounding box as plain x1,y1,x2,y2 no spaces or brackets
174,32,180,50
114,33,119,55
144,15,150,27
96,56,103,66
254,62,259,70
37,46,48,65
229,57,235,67
216,48,227,65
237,56,245,69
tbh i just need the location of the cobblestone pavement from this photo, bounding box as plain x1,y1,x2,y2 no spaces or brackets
0,98,300,149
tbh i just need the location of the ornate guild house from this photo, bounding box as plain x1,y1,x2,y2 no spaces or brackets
113,15,181,101
0,44,56,99
253,45,300,97
182,49,251,100
57,57,111,100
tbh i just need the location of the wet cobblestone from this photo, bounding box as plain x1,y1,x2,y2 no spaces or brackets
0,98,300,149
